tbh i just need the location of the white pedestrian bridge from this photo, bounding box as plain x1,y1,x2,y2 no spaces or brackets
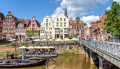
81,39,120,68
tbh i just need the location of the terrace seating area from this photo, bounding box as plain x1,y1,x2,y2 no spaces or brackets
19,46,57,58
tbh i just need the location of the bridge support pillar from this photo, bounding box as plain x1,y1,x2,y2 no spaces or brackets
98,56,113,69
85,48,89,58
90,51,94,65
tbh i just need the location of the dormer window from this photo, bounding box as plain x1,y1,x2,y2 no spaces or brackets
57,18,59,21
60,18,62,21
46,19,48,22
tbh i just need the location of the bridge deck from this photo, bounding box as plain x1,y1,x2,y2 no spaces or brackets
81,40,120,68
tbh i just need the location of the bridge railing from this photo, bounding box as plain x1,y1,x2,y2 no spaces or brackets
81,39,120,60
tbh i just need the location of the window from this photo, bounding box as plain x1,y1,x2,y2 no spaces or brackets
60,23,62,27
80,25,81,29
46,23,48,27
57,18,59,21
64,18,66,21
61,29,63,33
75,25,76,29
77,20,79,24
64,29,68,33
77,30,79,33
82,25,83,28
33,24,34,27
21,24,23,27
49,23,50,25
50,31,52,34
77,25,78,29
81,30,84,37
57,23,59,27
55,29,59,33
46,19,48,22
46,28,48,30
60,18,62,21
64,23,66,27
42,28,45,30
72,26,74,29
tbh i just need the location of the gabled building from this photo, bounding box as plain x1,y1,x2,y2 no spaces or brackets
2,11,18,40
89,14,111,41
27,17,40,31
69,17,87,39
15,19,30,41
27,17,40,38
54,13,69,39
0,12,4,40
40,16,54,39
0,18,2,40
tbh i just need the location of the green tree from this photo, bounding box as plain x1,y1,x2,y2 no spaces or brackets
26,30,39,36
104,1,120,36
74,35,77,38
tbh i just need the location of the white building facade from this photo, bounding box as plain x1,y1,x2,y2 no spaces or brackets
40,16,54,39
54,13,69,39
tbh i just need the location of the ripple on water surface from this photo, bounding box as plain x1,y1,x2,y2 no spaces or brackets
0,55,98,69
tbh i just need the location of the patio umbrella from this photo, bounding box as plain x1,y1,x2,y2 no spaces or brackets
41,39,47,41
33,39,41,42
36,46,42,49
48,46,54,48
63,38,71,42
28,46,34,49
41,46,49,49
9,39,16,41
71,38,79,41
49,39,54,42
19,46,27,49
55,38,63,42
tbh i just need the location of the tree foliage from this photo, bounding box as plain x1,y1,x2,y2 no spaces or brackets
104,1,120,36
26,30,39,36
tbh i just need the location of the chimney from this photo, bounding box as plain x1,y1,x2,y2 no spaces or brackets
8,11,11,15
32,17,35,20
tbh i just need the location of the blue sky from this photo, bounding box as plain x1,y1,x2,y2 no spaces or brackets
0,0,119,26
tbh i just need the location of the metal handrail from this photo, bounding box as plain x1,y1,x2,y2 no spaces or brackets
81,39,120,60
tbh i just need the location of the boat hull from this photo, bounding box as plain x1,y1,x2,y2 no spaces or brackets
0,59,47,68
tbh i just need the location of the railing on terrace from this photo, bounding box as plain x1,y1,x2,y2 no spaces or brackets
19,52,57,57
26,42,80,46
81,39,120,61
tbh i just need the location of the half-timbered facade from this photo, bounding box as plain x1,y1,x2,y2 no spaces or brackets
27,17,40,38
15,19,30,41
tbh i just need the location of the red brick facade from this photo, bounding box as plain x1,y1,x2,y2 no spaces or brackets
0,18,2,40
2,11,18,40
89,14,111,41
69,17,87,40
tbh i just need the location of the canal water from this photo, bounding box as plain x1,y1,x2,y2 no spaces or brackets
1,55,98,69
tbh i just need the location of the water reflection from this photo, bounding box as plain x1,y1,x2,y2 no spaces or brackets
1,55,98,69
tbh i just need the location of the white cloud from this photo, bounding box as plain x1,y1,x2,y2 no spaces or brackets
113,0,120,3
81,15,99,27
106,6,111,10
81,15,99,35
51,0,110,19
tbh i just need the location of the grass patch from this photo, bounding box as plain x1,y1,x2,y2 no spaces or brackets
63,52,74,55
0,51,19,56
